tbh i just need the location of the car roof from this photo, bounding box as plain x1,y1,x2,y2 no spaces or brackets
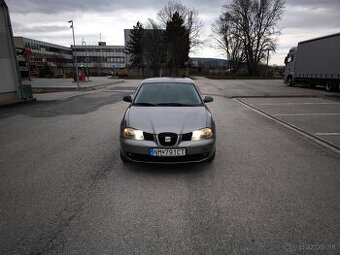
141,77,194,84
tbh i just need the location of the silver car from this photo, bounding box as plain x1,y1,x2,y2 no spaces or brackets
120,77,216,163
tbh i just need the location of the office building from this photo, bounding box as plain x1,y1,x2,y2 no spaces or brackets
14,36,73,77
0,0,22,104
73,43,126,76
14,37,126,77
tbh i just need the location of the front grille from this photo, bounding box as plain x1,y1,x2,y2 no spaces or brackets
128,153,207,163
143,132,154,141
181,132,192,141
158,133,178,146
143,132,191,143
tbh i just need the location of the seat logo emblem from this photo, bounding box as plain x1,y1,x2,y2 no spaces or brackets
165,136,171,143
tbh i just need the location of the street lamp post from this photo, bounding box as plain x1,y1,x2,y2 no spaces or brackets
265,48,272,79
82,39,90,81
86,53,90,81
68,20,80,89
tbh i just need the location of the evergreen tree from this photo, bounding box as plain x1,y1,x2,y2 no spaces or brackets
165,11,190,76
158,1,203,52
125,21,145,69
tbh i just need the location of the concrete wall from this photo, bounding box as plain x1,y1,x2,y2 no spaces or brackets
0,0,20,104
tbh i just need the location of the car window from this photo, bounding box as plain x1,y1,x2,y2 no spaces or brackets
133,82,203,106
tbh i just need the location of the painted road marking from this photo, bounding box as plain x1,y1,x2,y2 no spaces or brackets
234,99,340,154
253,102,340,106
315,133,340,136
273,113,340,116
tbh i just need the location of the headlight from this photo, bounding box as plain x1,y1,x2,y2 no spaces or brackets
191,128,214,141
122,127,144,140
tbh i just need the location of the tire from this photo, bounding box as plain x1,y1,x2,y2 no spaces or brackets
206,151,216,162
287,76,293,87
308,83,315,89
325,81,334,92
334,82,340,92
120,152,130,163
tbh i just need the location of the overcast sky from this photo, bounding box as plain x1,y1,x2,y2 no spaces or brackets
6,0,340,65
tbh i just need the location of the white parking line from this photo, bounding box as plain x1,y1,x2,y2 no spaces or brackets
253,102,340,106
234,99,340,154
273,113,340,116
315,133,340,136
101,90,135,93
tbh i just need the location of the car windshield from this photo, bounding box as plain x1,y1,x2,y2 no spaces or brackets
133,82,203,106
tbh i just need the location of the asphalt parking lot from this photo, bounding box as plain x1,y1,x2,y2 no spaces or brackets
1,78,339,254
194,77,340,153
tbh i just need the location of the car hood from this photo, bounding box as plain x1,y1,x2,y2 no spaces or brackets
126,106,209,134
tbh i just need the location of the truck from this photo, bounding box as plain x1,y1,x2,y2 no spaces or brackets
284,33,340,92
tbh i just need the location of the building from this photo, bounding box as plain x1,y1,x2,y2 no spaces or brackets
73,43,125,76
14,36,73,78
13,37,126,77
0,0,24,104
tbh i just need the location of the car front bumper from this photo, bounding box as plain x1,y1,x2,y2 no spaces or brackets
120,137,216,163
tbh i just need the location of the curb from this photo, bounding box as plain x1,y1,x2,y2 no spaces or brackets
229,95,318,99
31,80,124,93
0,98,37,107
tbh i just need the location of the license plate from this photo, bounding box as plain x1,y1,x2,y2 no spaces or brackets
150,148,186,157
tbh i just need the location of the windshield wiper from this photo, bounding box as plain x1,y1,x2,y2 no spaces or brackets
133,102,156,106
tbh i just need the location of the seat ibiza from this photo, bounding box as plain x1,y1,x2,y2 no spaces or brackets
120,77,216,163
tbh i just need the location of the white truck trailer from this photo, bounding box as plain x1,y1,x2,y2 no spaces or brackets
284,33,340,92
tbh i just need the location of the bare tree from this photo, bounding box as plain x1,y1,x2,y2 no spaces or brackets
217,0,285,76
158,0,203,51
212,12,245,75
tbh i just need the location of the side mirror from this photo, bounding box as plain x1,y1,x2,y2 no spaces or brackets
123,95,132,103
203,96,214,103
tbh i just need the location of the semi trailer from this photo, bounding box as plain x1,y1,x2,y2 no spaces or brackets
284,33,340,92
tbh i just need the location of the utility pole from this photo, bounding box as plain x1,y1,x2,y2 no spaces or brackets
265,48,270,79
82,38,90,81
68,20,80,89
86,53,90,81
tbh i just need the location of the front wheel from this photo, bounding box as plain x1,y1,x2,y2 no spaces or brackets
308,83,315,89
325,81,334,92
206,151,216,163
287,76,294,86
120,152,131,163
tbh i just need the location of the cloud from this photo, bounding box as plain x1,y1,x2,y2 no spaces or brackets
12,23,69,33
6,0,225,14
6,0,340,65
7,0,153,13
281,1,340,29
287,0,340,7
271,0,340,64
